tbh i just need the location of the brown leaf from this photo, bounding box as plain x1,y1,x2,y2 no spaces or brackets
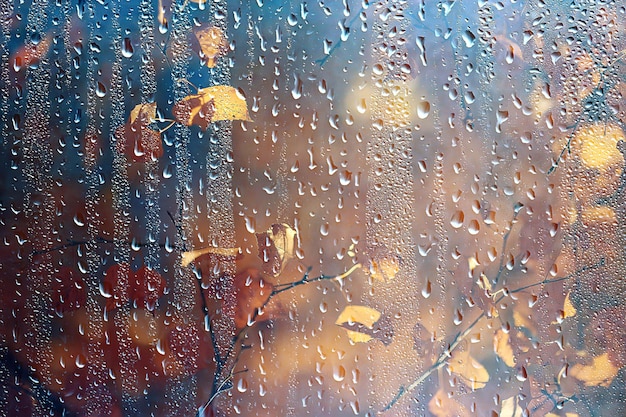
228,268,282,331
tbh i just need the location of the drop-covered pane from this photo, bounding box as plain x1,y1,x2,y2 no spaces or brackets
1,1,625,416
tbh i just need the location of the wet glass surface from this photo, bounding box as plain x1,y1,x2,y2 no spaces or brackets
1,1,625,416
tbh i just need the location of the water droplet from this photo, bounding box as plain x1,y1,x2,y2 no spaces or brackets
75,353,86,368
357,98,367,114
291,73,302,99
96,82,107,98
237,377,248,392
462,30,476,47
245,216,256,233
122,37,134,58
468,219,480,235
506,45,515,64
417,101,430,119
450,211,464,228
156,339,166,355
333,365,346,382
422,280,432,298
73,213,85,227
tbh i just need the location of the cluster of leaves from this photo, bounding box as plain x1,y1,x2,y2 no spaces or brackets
115,25,250,163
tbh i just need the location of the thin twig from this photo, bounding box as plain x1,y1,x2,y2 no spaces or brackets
210,263,363,408
381,256,605,410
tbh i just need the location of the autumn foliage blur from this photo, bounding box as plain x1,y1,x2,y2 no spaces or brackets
2,1,626,417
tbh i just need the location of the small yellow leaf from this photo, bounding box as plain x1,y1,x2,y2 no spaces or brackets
494,329,516,368
129,102,157,125
500,396,523,417
468,256,479,272
336,305,381,328
477,273,492,293
364,245,400,282
336,305,393,345
256,223,298,276
181,247,240,267
563,291,576,319
571,353,619,387
368,257,400,282
448,349,489,389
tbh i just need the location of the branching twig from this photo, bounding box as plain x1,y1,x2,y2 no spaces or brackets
382,254,605,410
206,263,363,411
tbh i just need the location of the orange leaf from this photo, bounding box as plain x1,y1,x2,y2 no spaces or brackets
229,269,281,331
571,353,619,387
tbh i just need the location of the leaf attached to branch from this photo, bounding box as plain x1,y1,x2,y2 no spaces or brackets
181,246,241,267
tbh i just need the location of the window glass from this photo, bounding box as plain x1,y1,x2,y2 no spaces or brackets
2,1,625,416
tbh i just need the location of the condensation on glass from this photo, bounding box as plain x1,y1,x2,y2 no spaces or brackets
1,0,625,416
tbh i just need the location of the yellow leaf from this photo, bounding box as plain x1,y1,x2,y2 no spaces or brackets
368,256,400,282
573,123,625,170
468,256,479,272
181,247,240,267
494,329,516,368
571,353,619,387
448,349,489,389
173,85,251,130
344,330,372,343
195,26,227,68
500,396,523,417
335,305,393,345
563,291,577,319
336,305,381,328
477,273,492,293
364,245,400,282
129,102,156,125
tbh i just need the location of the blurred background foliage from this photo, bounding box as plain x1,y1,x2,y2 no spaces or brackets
1,0,625,416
